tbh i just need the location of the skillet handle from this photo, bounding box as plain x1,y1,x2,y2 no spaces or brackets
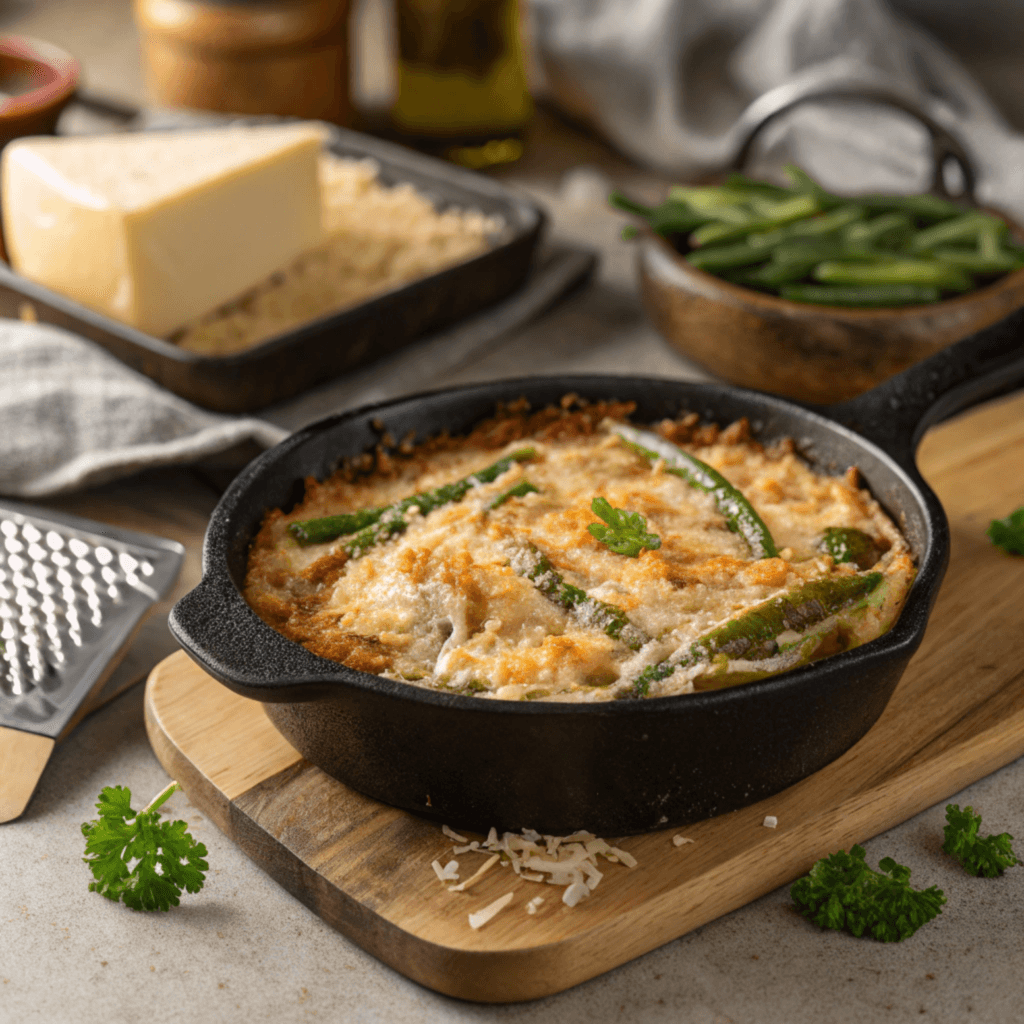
825,306,1024,467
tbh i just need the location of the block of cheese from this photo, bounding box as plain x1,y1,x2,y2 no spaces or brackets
1,124,325,338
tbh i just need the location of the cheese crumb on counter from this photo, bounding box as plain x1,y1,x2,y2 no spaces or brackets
763,816,778,829
672,835,695,847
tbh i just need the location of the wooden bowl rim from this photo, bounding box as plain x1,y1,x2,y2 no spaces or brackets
643,219,1024,323
0,35,79,120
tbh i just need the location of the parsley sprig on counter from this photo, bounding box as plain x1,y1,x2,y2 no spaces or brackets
987,507,1024,556
791,844,945,942
82,782,208,912
943,804,1020,877
588,497,661,557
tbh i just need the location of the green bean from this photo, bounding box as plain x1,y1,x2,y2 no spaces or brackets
730,261,817,288
910,213,1006,253
612,424,778,560
979,223,1015,261
773,239,867,264
859,193,963,222
290,448,536,549
779,284,941,306
690,193,819,246
814,259,973,291
489,480,538,508
287,506,388,546
930,247,1024,274
844,212,915,250
685,236,777,271
748,192,822,223
783,164,846,210
518,545,649,651
720,173,792,200
668,184,763,211
608,192,710,235
631,572,885,696
818,527,882,570
751,204,866,247
729,241,857,287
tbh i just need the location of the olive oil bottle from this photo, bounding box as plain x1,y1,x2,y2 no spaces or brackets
390,0,532,168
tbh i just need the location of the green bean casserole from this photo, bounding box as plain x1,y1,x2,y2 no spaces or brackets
245,397,916,701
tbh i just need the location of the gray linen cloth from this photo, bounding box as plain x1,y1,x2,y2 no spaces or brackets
531,0,1024,218
0,320,288,497
0,245,595,497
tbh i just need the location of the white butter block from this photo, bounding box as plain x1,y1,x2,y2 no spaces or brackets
2,124,325,337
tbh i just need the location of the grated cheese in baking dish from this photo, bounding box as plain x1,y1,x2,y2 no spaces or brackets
174,154,503,355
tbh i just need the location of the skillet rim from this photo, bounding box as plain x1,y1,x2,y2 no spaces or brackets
171,373,945,711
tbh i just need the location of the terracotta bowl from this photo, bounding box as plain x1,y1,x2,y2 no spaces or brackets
639,230,1024,405
0,35,79,147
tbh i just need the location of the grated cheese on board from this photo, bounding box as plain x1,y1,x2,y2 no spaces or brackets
436,823,638,915
468,892,514,930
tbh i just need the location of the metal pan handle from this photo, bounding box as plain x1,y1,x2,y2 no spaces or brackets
731,74,977,203
824,307,1024,466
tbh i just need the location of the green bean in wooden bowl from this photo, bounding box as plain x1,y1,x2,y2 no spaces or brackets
617,166,1024,404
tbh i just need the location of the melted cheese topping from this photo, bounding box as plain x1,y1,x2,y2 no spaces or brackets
245,409,915,702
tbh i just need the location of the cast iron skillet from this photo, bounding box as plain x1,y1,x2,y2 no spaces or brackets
170,309,1024,835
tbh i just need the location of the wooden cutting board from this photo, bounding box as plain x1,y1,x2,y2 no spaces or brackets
144,394,1024,1004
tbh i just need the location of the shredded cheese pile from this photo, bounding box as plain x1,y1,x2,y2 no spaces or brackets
432,824,638,929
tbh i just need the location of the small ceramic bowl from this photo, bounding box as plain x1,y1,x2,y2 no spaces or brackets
0,35,79,147
638,78,1024,404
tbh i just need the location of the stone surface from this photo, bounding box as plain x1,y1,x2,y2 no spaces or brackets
2,682,1022,1023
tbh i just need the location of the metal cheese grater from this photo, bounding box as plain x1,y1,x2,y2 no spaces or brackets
0,500,184,822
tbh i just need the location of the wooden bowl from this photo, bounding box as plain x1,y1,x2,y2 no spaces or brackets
0,36,79,147
636,76,1024,404
639,231,1024,404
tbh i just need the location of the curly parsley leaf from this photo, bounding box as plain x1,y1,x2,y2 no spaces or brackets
942,804,1019,877
82,782,208,912
791,844,945,942
987,507,1024,555
587,497,661,557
